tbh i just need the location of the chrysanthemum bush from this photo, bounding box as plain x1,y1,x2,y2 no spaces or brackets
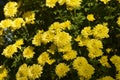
0,0,120,80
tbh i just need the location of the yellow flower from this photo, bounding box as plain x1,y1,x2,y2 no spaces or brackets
106,48,112,54
81,26,92,38
88,48,103,59
46,59,56,65
23,11,35,24
110,55,120,66
28,64,43,79
87,14,95,21
116,72,120,80
117,16,120,26
63,50,77,61
49,22,61,32
46,0,58,8
55,63,70,78
0,19,12,28
66,0,82,10
77,64,95,79
16,64,29,80
12,18,25,30
97,76,115,80
58,0,66,5
37,52,50,66
99,56,111,68
14,39,24,49
60,20,71,30
0,66,8,80
32,30,43,46
53,31,72,47
73,57,88,70
41,30,55,44
86,39,103,49
4,1,18,17
75,35,90,47
100,0,110,4
23,46,35,58
2,45,18,58
92,24,109,39
58,43,72,53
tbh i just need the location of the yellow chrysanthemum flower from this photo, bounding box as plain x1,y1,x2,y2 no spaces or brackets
53,31,72,47
60,20,71,30
47,44,57,55
117,16,120,26
100,0,110,4
63,50,77,61
81,26,92,38
37,52,50,66
55,63,70,78
12,18,25,30
23,11,35,24
92,24,109,39
46,0,58,8
88,48,103,59
97,76,115,80
28,64,43,79
4,1,18,17
0,66,8,80
110,55,120,66
41,31,55,44
87,14,95,21
73,57,88,70
0,19,12,28
77,64,95,79
32,30,43,46
23,46,35,58
86,39,103,49
16,63,29,80
66,0,82,10
99,56,111,68
14,39,24,49
2,44,18,58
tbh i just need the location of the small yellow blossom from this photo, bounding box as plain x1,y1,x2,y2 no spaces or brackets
77,64,95,79
37,52,50,66
99,56,111,68
0,19,12,28
23,11,35,24
106,48,112,53
32,30,43,46
12,18,25,30
2,45,18,58
55,63,70,78
63,50,77,61
4,1,18,17
88,48,103,59
58,43,72,53
100,0,110,4
23,46,35,58
0,66,8,80
97,76,115,80
73,57,88,70
60,20,71,30
66,0,82,10
87,14,95,21
117,16,120,26
92,24,109,39
81,26,92,38
46,0,58,8
53,31,72,47
28,64,43,79
49,22,61,32
41,31,54,44
14,39,24,49
16,63,29,80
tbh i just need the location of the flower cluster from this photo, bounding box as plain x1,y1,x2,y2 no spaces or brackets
0,0,120,80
